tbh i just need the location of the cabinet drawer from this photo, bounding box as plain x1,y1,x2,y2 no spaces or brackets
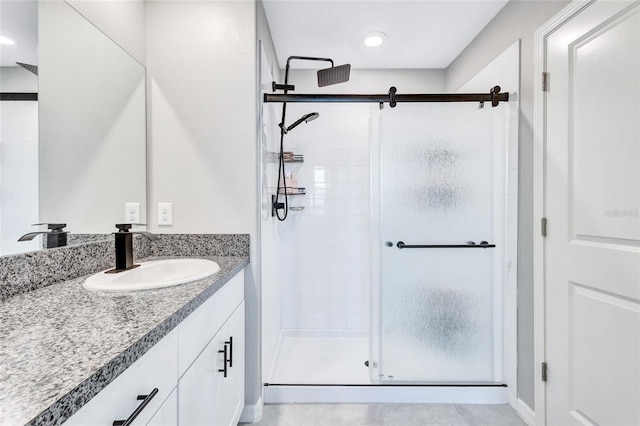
64,328,178,426
177,270,244,376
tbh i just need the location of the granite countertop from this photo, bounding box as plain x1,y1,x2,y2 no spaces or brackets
0,254,249,426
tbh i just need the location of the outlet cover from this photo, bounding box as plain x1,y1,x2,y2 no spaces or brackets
158,202,172,226
125,202,140,223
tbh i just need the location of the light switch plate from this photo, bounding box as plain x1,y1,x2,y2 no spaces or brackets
125,203,140,223
158,202,172,226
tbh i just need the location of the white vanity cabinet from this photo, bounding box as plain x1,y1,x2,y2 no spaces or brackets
63,269,245,426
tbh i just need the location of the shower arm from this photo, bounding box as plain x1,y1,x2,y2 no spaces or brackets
272,56,335,92
284,56,334,85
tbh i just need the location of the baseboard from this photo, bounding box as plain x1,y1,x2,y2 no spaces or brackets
516,398,536,426
239,397,263,424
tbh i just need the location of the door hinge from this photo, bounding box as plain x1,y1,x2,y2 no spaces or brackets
541,217,548,237
542,72,549,92
541,362,548,382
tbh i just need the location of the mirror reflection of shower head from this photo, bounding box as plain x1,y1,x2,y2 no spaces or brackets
280,112,319,134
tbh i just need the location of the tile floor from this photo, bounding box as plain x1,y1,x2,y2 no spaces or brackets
240,403,527,426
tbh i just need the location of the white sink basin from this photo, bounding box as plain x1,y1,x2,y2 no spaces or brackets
83,258,220,291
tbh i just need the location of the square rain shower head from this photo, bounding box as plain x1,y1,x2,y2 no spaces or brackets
317,64,351,87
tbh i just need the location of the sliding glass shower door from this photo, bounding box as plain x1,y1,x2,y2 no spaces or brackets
371,102,507,384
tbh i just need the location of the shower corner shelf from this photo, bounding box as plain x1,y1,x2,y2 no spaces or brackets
278,187,306,195
266,152,304,163
281,153,304,163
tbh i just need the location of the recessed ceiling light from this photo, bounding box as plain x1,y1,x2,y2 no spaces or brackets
364,32,386,47
0,35,15,46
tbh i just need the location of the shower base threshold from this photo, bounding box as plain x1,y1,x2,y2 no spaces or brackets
264,384,509,404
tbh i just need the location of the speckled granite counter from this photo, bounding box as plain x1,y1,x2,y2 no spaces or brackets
0,235,249,426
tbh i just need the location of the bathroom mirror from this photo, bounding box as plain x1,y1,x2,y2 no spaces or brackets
0,0,146,255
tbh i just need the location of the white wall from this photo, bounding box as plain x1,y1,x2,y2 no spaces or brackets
146,0,260,409
445,0,570,410
289,69,445,94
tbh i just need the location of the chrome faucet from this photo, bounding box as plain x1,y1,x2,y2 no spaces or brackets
107,224,158,273
18,223,68,248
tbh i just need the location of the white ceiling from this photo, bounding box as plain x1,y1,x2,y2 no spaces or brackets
262,0,509,70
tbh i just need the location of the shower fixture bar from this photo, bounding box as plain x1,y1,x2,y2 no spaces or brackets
265,86,509,107
396,241,496,249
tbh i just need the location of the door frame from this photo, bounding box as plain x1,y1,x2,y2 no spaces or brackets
532,1,595,425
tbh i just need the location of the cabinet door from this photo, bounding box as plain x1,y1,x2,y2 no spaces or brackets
178,326,227,425
146,388,177,426
178,302,245,426
219,302,245,426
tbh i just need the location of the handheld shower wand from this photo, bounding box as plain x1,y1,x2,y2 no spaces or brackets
279,112,319,134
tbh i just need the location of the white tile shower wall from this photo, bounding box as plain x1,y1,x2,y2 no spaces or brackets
279,103,372,331
0,102,39,255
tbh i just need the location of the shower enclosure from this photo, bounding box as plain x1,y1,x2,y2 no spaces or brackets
259,54,511,400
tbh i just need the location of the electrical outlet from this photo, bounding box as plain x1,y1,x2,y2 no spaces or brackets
125,202,140,223
158,202,172,226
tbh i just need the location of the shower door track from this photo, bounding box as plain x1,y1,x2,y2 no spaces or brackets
264,86,509,108
263,384,510,404
265,383,507,387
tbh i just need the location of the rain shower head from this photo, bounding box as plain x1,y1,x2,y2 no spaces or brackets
317,63,351,87
280,112,319,134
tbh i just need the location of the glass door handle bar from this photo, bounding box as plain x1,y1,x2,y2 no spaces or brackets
396,241,495,249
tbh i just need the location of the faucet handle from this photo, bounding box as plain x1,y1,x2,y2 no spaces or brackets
33,223,67,232
115,224,148,232
114,224,157,241
115,223,133,232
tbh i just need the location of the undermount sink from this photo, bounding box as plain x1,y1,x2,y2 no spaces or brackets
83,258,220,291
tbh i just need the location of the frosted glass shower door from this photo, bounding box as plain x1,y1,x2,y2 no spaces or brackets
375,103,506,383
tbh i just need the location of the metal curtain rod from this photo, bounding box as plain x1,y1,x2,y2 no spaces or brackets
265,85,508,107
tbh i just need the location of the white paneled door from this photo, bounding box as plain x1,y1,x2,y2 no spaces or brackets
544,1,640,425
